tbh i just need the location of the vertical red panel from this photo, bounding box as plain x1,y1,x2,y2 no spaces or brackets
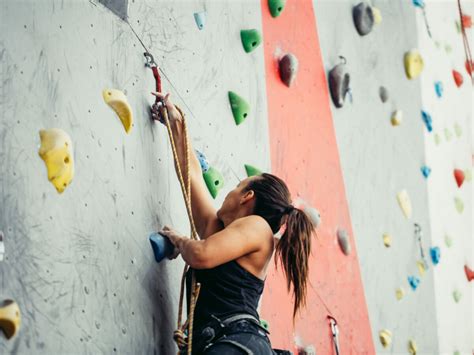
259,0,375,353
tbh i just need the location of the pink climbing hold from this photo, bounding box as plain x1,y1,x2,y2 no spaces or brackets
454,169,465,188
464,265,474,282
452,70,464,87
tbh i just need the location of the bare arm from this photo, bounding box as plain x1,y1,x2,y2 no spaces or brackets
152,92,222,238
160,216,272,269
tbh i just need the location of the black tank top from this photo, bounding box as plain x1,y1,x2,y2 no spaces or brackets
186,260,265,332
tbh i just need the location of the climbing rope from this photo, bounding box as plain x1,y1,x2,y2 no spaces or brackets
457,0,473,84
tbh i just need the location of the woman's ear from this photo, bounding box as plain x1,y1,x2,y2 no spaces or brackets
240,189,255,204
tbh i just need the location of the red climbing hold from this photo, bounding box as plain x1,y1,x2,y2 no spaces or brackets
452,70,463,87
462,14,472,28
465,60,473,76
454,169,465,188
464,265,474,282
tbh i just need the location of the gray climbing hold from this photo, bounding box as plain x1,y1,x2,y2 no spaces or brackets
379,86,389,103
303,205,321,228
353,2,374,36
0,231,4,262
279,53,298,87
337,228,351,255
98,0,129,20
194,11,206,30
329,58,351,108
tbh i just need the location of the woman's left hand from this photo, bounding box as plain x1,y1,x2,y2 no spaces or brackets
159,225,184,259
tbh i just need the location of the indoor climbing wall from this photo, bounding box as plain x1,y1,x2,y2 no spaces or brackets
314,0,473,354
1,0,472,354
0,0,271,353
416,1,473,352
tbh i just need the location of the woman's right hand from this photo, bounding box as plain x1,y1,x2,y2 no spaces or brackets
151,92,183,125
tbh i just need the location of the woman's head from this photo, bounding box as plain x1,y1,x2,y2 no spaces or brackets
219,173,315,319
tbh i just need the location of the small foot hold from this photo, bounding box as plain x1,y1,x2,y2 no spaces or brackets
244,164,262,177
404,49,424,79
240,29,262,53
228,91,250,125
203,166,224,199
329,58,351,108
278,53,298,87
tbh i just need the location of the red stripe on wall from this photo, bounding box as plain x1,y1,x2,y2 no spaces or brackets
259,0,375,353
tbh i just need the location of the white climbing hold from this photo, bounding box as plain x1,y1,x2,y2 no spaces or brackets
337,228,351,255
397,190,412,219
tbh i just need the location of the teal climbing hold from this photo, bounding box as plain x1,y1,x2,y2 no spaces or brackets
228,91,250,125
194,11,206,30
203,166,224,199
434,81,443,98
240,29,262,53
268,0,286,18
421,165,431,178
244,164,262,177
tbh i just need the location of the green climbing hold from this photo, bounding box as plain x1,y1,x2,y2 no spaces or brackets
454,197,464,213
245,164,262,177
453,289,462,303
203,166,224,199
228,91,250,125
444,128,453,141
268,0,286,18
444,234,453,248
434,133,441,145
260,319,269,331
240,29,262,53
454,123,462,137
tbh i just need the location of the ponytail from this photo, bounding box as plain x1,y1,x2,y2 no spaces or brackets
276,208,314,319
244,173,316,320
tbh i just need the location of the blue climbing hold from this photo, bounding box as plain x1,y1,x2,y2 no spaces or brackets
421,166,431,178
149,232,174,263
412,0,425,8
195,149,210,173
421,111,433,132
430,246,441,265
434,81,443,98
408,276,420,290
194,11,206,30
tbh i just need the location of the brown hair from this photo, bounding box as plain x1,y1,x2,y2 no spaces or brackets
244,173,315,319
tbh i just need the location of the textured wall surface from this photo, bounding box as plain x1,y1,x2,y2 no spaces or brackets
0,0,270,353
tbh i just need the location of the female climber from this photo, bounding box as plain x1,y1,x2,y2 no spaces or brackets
151,91,315,355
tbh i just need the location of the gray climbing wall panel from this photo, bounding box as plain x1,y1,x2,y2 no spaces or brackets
0,0,270,353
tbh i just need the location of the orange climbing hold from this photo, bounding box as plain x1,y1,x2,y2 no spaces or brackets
462,14,472,28
452,70,464,87
465,265,474,282
454,169,465,187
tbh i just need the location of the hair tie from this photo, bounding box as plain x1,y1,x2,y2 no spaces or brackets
284,205,295,214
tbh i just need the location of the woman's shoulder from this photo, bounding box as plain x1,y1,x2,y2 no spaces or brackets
230,215,273,238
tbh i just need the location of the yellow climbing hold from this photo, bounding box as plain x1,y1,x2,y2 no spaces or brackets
0,300,21,340
379,329,392,348
464,169,472,182
391,110,403,126
417,260,426,276
38,128,74,193
383,233,392,247
372,7,382,24
408,339,417,354
404,49,424,79
396,287,405,300
102,89,133,133
397,189,412,219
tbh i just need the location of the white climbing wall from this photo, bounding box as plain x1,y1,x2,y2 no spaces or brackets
416,1,473,352
0,0,270,353
314,0,473,353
